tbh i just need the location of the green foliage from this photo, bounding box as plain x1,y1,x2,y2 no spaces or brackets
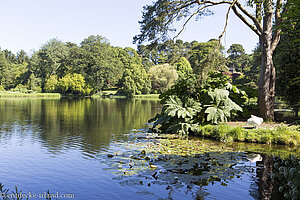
137,39,191,66
0,34,261,99
176,57,193,79
118,64,151,96
26,74,42,93
10,84,29,93
274,24,300,110
149,63,178,93
273,156,300,199
79,35,124,92
151,95,202,135
0,92,61,98
230,45,260,93
226,44,251,73
44,75,58,93
195,124,300,145
150,73,246,135
188,40,227,81
281,0,300,41
32,38,70,83
0,85,5,91
58,73,90,96
205,89,242,124
0,61,28,90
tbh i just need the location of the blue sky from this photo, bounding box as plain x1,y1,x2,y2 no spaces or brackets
0,0,258,54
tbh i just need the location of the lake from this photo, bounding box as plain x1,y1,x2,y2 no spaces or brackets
0,98,298,200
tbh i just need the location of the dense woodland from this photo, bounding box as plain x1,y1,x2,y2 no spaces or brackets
0,33,298,111
0,37,260,96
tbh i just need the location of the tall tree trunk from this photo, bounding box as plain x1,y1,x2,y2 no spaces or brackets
258,0,276,121
258,38,276,121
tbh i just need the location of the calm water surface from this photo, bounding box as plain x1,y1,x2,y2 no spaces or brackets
0,98,298,200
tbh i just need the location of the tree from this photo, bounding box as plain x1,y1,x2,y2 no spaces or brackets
274,36,300,117
280,0,300,40
227,44,251,73
176,57,193,79
188,40,227,81
149,63,178,93
137,39,192,67
44,75,58,93
0,54,28,90
57,73,89,96
79,35,124,92
16,50,29,64
119,64,151,96
274,6,300,117
27,73,42,92
36,38,70,80
134,0,289,120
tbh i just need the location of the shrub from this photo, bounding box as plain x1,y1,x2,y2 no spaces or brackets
119,64,151,96
44,75,58,93
149,63,178,93
150,73,246,136
176,57,193,79
0,85,5,91
230,126,245,142
10,84,29,93
57,73,89,96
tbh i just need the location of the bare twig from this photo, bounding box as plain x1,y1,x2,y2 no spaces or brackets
173,5,214,40
218,0,237,42
197,0,233,6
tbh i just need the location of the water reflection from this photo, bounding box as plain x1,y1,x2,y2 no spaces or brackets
0,98,299,199
250,155,300,200
0,98,161,156
99,130,300,199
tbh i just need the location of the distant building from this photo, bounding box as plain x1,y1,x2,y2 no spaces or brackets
223,67,241,79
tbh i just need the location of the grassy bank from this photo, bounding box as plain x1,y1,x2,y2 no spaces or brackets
92,93,160,99
193,124,300,146
0,92,61,98
133,94,160,99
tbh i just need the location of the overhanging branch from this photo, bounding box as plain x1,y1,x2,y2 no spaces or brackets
196,0,262,36
197,0,233,6
235,1,263,33
218,0,237,42
232,5,262,36
174,5,214,40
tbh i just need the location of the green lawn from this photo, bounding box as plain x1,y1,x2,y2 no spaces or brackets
194,124,300,146
0,92,61,98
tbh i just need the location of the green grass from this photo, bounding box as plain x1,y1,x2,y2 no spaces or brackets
194,124,300,146
92,93,160,99
102,90,118,96
133,94,160,99
0,92,61,98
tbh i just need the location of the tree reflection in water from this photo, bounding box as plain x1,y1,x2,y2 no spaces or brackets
251,154,299,200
